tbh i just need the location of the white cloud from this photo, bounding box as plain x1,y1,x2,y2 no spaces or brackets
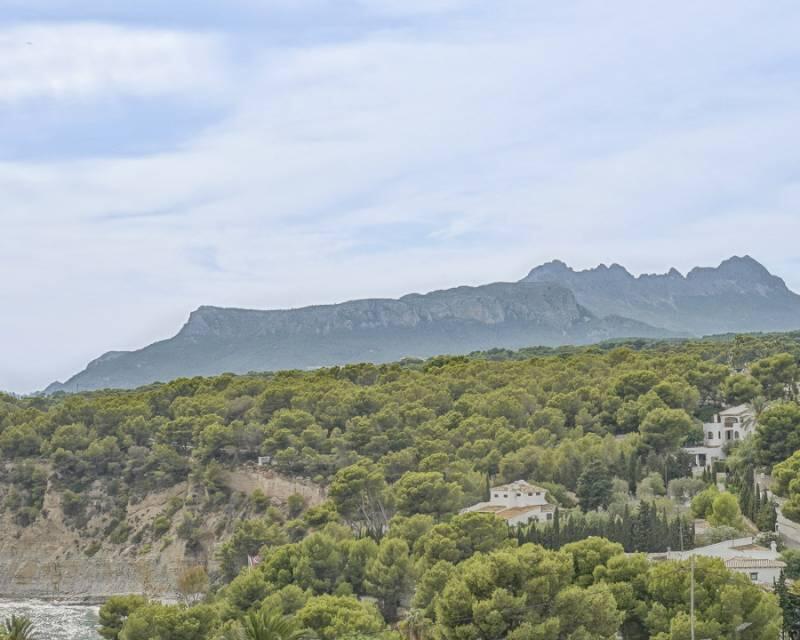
0,22,226,101
2,2,800,392
356,0,472,16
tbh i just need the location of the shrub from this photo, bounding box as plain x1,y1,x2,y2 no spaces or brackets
152,516,171,538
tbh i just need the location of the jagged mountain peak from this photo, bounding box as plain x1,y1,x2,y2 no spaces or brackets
524,256,775,285
521,255,799,336
687,254,779,282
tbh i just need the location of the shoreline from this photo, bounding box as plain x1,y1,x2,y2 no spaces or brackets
0,596,105,606
0,594,178,606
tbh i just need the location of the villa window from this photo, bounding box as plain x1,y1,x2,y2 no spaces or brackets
707,431,713,440
503,494,508,498
528,492,533,496
546,513,553,521
750,572,758,581
734,431,740,439
535,492,541,496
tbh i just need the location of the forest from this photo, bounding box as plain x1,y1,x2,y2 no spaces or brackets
3,332,800,639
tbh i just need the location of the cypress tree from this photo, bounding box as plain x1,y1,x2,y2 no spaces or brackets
740,479,754,520
776,571,800,638
632,502,650,551
627,455,639,494
616,451,627,479
647,502,659,551
552,507,561,545
669,517,681,551
752,483,761,521
658,506,670,550
621,503,633,551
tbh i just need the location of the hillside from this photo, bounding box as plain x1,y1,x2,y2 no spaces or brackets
47,256,800,393
4,333,797,638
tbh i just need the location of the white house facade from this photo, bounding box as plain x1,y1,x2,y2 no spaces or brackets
461,480,556,526
684,405,755,474
653,536,785,587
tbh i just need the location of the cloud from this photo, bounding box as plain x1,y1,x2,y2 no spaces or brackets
2,2,800,392
0,22,227,102
356,0,473,16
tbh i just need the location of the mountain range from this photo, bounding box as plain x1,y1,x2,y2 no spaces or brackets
46,256,800,393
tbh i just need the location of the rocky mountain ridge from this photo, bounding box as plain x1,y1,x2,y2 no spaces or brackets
522,255,800,334
46,256,800,393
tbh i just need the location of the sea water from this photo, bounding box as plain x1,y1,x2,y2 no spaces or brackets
0,600,100,639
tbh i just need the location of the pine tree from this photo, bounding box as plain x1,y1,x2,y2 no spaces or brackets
577,459,613,512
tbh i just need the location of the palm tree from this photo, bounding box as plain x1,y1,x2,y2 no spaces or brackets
400,609,432,640
1,615,37,640
225,610,312,640
750,396,770,420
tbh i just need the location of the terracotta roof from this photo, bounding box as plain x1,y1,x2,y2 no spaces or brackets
724,557,786,569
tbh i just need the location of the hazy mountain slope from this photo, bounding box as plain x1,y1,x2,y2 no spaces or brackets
522,255,800,335
46,282,674,393
47,256,800,393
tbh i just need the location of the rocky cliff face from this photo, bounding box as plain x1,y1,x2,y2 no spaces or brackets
0,514,186,602
178,282,589,338
0,467,324,601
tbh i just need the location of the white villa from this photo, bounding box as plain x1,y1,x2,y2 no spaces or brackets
651,536,785,587
461,480,556,526
684,404,755,474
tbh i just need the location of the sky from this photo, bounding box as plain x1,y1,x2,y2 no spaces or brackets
2,1,800,393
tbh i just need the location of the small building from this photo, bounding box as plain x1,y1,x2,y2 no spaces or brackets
685,404,755,474
723,557,786,586
461,480,556,526
651,536,785,587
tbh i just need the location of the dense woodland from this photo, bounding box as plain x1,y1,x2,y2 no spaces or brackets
3,332,800,639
